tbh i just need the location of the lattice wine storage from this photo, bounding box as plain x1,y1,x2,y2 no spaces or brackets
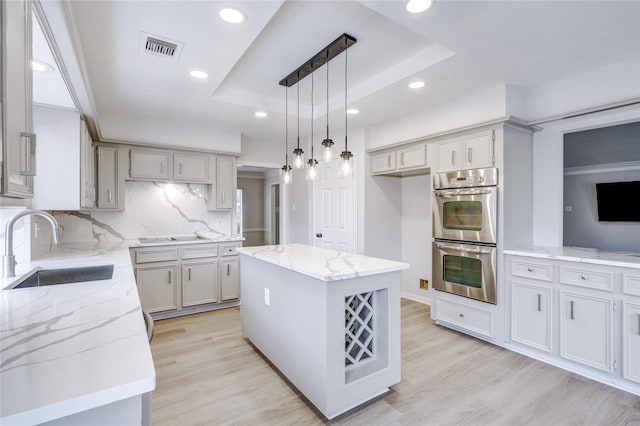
344,288,390,383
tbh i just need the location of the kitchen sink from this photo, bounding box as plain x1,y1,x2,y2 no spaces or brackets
9,264,114,289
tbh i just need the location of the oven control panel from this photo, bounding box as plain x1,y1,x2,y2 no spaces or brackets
434,167,498,189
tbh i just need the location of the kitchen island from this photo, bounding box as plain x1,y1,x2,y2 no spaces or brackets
237,244,409,420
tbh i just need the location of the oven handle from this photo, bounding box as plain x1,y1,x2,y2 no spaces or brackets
435,189,493,197
435,241,495,254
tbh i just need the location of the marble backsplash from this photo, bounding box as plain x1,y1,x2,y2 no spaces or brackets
32,181,233,254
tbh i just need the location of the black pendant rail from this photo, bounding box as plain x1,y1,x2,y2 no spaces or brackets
279,33,357,87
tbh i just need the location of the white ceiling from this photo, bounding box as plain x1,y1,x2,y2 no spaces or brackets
34,0,640,150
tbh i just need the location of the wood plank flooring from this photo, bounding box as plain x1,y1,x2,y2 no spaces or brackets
150,299,640,425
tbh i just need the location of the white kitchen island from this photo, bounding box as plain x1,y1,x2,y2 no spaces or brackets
237,244,408,420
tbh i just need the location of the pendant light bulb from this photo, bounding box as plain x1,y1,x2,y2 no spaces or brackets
281,166,292,184
322,144,333,162
340,151,353,177
306,160,318,181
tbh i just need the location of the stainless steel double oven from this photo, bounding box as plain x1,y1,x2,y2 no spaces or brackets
432,167,498,304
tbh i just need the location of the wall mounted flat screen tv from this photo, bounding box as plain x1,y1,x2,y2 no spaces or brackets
595,180,640,222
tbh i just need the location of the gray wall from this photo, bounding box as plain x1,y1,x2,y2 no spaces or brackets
563,120,640,252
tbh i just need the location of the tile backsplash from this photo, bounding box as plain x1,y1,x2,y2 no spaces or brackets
32,181,233,255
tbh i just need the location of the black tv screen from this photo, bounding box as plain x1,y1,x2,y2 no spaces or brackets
596,180,640,222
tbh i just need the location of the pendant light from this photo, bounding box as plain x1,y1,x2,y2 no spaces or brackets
306,64,318,181
339,40,353,177
293,72,304,169
321,49,334,162
281,86,292,184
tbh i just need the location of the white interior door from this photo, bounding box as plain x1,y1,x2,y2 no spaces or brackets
312,157,356,252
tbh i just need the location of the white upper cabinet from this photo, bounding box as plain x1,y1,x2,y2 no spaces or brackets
370,143,430,176
174,153,209,182
32,105,95,210
209,156,235,210
437,129,495,172
130,149,172,181
1,0,35,198
397,144,428,170
371,152,396,174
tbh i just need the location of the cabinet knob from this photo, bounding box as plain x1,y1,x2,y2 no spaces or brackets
316,233,323,238
459,313,464,318
580,275,588,280
527,267,533,272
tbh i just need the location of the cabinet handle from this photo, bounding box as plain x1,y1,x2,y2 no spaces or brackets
570,300,575,320
227,264,230,276
160,161,165,175
387,156,391,167
168,270,172,283
468,147,473,163
581,275,588,280
20,132,37,176
537,294,542,312
179,162,183,175
637,314,640,336
400,152,405,166
221,192,225,205
107,189,112,203
188,267,191,281
527,267,533,272
451,151,456,166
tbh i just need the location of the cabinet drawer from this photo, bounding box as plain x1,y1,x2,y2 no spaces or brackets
181,244,219,260
511,259,553,282
623,272,640,296
135,247,179,264
220,243,241,256
559,266,612,291
435,296,493,338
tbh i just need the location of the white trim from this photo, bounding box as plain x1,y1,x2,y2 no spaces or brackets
564,161,640,176
401,292,431,306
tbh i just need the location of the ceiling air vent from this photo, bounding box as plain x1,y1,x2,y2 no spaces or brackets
139,32,184,61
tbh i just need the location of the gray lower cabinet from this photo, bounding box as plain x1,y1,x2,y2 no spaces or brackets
182,259,219,306
132,242,240,317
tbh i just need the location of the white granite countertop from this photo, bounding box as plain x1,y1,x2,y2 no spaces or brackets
0,242,155,425
504,245,640,269
237,244,409,281
128,233,244,248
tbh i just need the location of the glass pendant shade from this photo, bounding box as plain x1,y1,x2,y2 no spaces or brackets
322,143,333,162
281,165,292,184
293,147,305,168
306,159,318,181
340,151,353,177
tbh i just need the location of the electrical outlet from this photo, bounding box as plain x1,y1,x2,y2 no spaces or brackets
419,279,429,290
264,288,270,306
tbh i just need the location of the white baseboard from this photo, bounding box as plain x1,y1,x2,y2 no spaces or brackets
401,291,430,305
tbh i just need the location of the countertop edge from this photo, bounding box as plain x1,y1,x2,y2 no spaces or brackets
504,246,640,269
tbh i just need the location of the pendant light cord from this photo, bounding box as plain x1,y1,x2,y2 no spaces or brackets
297,73,300,149
311,66,314,158
326,50,330,139
344,41,348,151
285,86,288,163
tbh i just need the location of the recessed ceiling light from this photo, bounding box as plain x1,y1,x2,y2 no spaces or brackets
219,7,245,24
406,0,434,14
347,108,359,115
31,59,54,73
408,81,426,89
255,111,267,118
190,70,208,79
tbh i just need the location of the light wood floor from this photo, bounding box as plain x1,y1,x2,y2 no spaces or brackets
150,299,640,425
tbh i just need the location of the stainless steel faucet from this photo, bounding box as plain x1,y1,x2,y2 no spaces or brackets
2,210,61,278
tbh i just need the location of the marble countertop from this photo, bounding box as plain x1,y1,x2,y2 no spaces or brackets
504,246,640,269
129,233,244,248
237,244,409,281
0,242,155,425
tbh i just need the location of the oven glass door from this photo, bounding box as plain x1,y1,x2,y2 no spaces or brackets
433,241,496,304
433,187,497,244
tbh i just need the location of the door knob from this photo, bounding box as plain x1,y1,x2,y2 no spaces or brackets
316,233,323,238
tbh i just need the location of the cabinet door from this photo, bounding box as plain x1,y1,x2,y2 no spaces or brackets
80,120,95,208
174,153,209,182
215,156,235,209
136,265,178,313
463,130,493,169
437,138,461,172
623,302,640,384
130,149,172,180
371,152,396,174
96,146,120,209
560,291,613,373
182,260,219,307
1,0,35,198
398,144,427,170
511,281,552,353
220,258,239,301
